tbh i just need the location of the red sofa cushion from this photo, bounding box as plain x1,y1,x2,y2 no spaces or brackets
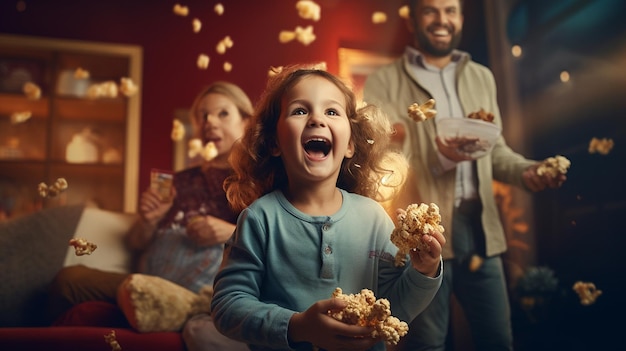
0,326,184,351
52,301,130,328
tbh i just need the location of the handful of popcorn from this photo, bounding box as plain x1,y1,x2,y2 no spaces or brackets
536,155,571,177
390,203,444,267
572,281,602,306
328,287,409,346
407,99,436,122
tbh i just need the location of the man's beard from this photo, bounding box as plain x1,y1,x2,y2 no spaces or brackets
416,29,463,57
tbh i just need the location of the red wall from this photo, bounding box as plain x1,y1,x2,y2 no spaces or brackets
0,0,484,200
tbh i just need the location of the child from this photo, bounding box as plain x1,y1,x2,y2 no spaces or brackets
211,64,445,351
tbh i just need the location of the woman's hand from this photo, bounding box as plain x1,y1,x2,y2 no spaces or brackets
186,215,236,247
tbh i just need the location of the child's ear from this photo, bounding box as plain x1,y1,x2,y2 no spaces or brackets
345,142,355,158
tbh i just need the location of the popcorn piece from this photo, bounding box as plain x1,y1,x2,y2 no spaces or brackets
329,287,409,346
69,237,98,256
372,11,387,24
171,118,185,141
38,182,49,198
573,281,602,306
173,4,189,16
295,25,316,46
296,0,321,21
188,138,204,158
197,54,210,69
201,141,218,161
223,61,232,72
408,99,436,122
278,30,297,44
86,81,118,99
11,111,32,124
38,178,68,198
536,155,571,177
268,66,284,77
398,5,409,19
214,3,224,16
192,18,202,33
119,77,139,97
468,254,483,272
104,330,122,351
23,82,41,100
588,137,614,155
216,36,234,54
74,67,90,79
390,203,444,267
467,108,494,123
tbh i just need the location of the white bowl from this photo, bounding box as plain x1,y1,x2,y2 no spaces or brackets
436,118,502,158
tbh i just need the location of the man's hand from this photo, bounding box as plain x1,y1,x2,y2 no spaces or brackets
435,136,477,162
522,164,566,192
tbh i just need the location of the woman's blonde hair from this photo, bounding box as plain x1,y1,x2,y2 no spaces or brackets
189,81,254,138
225,63,408,212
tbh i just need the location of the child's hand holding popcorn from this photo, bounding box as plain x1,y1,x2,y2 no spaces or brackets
288,298,380,351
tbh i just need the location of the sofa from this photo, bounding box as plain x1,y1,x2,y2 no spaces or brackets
0,204,185,351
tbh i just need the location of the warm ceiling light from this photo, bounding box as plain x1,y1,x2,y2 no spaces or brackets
560,71,570,83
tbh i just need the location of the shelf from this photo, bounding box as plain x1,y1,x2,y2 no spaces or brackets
0,94,50,118
54,97,126,122
0,34,142,219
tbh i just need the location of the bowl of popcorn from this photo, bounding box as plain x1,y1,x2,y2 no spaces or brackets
436,117,501,159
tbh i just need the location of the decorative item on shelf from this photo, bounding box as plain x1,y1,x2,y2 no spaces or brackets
65,128,99,163
56,69,91,97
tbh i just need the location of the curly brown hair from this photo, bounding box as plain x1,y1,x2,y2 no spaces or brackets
225,63,408,212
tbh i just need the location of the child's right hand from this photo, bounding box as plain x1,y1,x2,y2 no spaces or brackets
138,187,175,226
288,298,379,351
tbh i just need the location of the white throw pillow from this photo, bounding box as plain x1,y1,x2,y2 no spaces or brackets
63,206,138,273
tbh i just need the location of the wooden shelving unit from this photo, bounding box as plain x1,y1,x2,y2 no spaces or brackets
0,34,142,219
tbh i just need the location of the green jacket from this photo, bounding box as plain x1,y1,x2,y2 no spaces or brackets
364,52,535,259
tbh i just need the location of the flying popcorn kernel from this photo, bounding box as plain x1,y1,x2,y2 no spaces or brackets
223,61,232,72
173,4,189,16
278,30,297,44
188,138,204,158
23,82,41,100
197,54,210,69
38,177,69,198
69,237,98,256
588,137,614,155
372,11,387,24
74,67,90,79
536,155,571,177
398,5,409,19
104,330,122,351
268,66,284,77
201,141,218,161
171,118,185,141
407,99,436,122
192,18,202,33
216,36,234,54
573,281,602,306
296,0,321,21
391,203,444,267
11,111,32,124
294,25,316,46
329,288,409,345
119,77,139,97
214,3,224,15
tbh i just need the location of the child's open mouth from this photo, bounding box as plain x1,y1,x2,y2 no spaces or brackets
304,138,331,158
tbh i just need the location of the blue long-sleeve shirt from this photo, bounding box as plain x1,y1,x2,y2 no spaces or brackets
211,189,442,351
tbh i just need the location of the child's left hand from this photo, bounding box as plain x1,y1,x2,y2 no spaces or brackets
409,230,445,277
